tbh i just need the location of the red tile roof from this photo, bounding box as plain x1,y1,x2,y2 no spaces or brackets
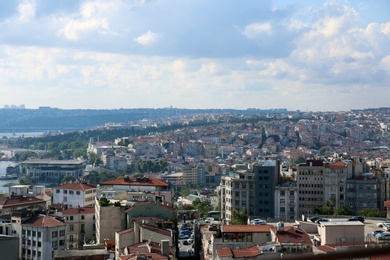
222,224,272,233
120,241,170,260
233,245,262,258
0,196,46,208
117,228,134,235
272,226,312,245
61,206,95,215
215,248,233,257
99,177,168,187
23,214,65,228
55,183,97,191
326,161,347,169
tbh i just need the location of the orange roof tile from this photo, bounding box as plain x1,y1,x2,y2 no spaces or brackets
326,161,347,169
216,248,233,257
233,245,262,258
23,214,65,228
140,224,171,237
222,224,272,233
55,183,97,191
0,196,46,208
272,226,312,245
61,206,95,215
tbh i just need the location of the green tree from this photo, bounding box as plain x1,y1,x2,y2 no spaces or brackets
230,208,247,225
358,208,386,218
193,199,212,218
319,147,326,156
291,156,305,164
333,206,354,216
99,197,110,206
61,174,76,184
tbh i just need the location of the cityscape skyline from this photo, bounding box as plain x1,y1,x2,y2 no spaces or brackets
0,0,389,112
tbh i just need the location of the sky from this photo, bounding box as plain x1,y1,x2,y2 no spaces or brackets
0,0,389,112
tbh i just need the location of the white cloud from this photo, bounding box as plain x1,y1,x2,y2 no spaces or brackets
133,31,159,46
18,0,36,22
242,22,272,38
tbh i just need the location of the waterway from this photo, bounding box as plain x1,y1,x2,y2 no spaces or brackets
0,131,45,139
0,160,18,193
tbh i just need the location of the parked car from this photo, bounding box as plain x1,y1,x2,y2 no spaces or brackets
376,232,390,240
205,217,214,223
377,221,390,228
315,218,330,224
309,216,320,223
251,219,267,225
348,216,365,223
383,223,390,231
372,230,385,236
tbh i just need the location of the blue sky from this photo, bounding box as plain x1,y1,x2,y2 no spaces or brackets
0,0,389,111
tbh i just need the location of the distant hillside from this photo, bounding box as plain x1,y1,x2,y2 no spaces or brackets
0,107,290,131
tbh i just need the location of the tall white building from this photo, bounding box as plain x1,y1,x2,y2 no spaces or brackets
52,183,97,209
20,214,66,260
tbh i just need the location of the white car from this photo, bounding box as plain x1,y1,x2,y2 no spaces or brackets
377,221,390,228
251,219,267,225
205,217,214,223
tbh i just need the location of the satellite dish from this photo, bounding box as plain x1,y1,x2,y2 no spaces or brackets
109,253,115,259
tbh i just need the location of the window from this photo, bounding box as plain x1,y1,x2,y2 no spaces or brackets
70,225,74,231
81,215,85,220
70,216,73,221
38,232,41,238
52,241,57,247
70,235,74,242
60,230,65,236
56,189,60,193
52,231,58,237
76,191,80,195
63,190,67,194
32,231,36,236
69,190,74,194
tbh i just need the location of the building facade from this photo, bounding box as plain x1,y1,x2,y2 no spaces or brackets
52,182,97,209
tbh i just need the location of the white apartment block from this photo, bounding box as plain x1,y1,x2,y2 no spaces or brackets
52,183,97,209
274,182,298,220
21,214,66,260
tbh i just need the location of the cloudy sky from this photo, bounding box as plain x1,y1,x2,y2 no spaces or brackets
0,0,389,111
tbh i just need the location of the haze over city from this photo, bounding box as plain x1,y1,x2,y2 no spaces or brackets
0,0,389,111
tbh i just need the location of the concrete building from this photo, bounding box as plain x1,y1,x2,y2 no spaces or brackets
253,160,281,219
98,176,172,205
20,214,66,260
201,224,272,260
220,171,255,224
324,161,348,209
59,206,95,249
274,182,298,220
318,221,365,245
115,222,172,260
20,159,85,184
345,173,383,214
94,197,126,245
0,235,19,260
52,182,97,209
0,195,46,216
297,159,325,216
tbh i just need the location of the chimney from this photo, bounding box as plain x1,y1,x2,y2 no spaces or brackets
161,240,169,256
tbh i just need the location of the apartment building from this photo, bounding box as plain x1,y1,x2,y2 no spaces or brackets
297,159,325,216
98,176,172,205
324,161,348,209
346,172,384,214
20,214,66,260
274,182,298,220
52,182,97,209
60,206,95,249
220,171,255,223
0,195,46,216
253,160,280,219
